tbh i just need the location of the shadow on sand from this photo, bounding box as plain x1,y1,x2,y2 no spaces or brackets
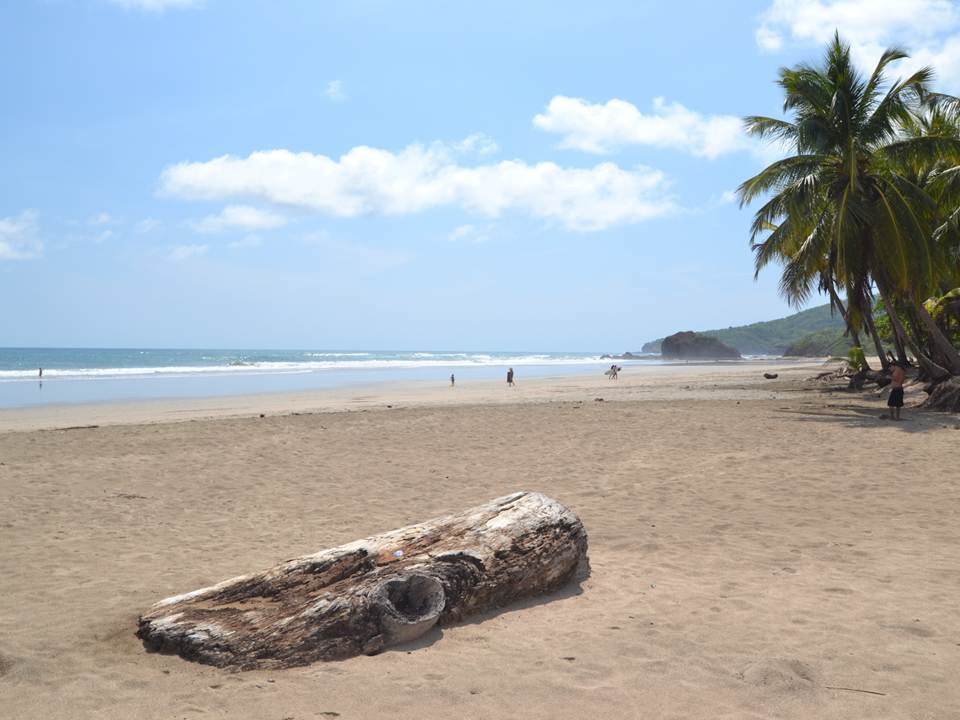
775,399,957,434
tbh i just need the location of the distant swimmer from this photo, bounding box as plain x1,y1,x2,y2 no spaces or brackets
506,367,515,386
450,373,455,387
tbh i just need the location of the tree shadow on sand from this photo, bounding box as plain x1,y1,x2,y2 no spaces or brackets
774,402,958,434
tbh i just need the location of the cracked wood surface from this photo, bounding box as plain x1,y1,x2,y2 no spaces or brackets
137,491,588,669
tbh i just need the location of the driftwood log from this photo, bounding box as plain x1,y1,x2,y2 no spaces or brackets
137,492,588,669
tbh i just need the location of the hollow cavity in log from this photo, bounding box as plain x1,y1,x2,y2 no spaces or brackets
137,491,588,669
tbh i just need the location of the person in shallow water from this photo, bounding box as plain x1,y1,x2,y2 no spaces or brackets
450,373,455,387
886,361,906,420
506,368,514,386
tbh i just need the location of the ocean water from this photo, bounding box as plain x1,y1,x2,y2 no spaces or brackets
0,348,656,408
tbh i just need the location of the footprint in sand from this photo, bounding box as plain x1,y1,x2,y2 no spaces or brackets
822,587,855,595
884,622,935,638
738,658,819,693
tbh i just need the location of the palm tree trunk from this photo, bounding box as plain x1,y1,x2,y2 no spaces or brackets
880,295,909,364
885,297,953,381
914,302,960,375
862,307,890,371
826,283,863,348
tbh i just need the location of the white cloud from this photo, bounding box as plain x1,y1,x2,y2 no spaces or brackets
755,0,960,89
756,24,784,51
167,244,208,261
62,222,115,246
454,133,499,156
756,0,957,50
136,218,161,233
190,205,288,234
108,0,203,11
447,224,490,244
89,212,115,226
161,138,677,232
326,80,346,101
908,38,960,92
0,211,42,260
532,96,752,159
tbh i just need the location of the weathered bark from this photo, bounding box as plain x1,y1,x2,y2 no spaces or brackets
865,369,891,388
846,368,890,390
826,282,864,350
880,295,909,366
862,308,891,372
915,355,952,383
885,297,954,381
137,492,588,670
915,303,960,375
922,376,960,412
848,369,867,390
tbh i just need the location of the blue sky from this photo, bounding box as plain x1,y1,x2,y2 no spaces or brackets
3,0,960,350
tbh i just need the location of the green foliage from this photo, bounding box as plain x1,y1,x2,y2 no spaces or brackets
873,311,893,342
847,346,868,371
927,288,960,345
783,328,853,356
739,32,960,332
641,303,846,355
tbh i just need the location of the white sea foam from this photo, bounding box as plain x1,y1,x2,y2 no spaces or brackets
0,353,622,382
304,352,371,358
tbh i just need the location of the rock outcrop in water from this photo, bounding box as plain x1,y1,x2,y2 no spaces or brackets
660,331,741,360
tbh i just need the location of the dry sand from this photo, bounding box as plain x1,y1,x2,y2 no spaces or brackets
1,361,959,719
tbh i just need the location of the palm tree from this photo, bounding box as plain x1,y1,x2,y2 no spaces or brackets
738,32,960,376
749,219,866,356
913,92,960,285
881,102,960,371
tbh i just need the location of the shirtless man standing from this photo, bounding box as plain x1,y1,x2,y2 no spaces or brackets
887,361,906,420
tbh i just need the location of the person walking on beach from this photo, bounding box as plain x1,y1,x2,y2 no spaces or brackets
887,361,906,420
506,367,514,386
38,367,43,378
450,373,455,387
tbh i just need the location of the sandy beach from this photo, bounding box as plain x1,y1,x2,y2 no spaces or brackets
2,361,959,719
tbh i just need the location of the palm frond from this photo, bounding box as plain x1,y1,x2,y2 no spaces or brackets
737,154,828,207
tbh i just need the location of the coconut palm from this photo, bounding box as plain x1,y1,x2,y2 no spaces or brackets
873,103,960,368
750,221,866,356
904,97,960,289
738,32,960,376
